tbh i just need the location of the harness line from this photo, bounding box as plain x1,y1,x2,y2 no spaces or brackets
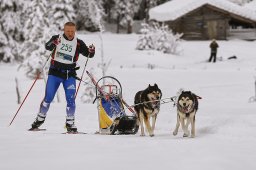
117,96,177,116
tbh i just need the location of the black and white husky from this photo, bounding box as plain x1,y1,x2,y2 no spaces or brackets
173,91,200,138
134,84,162,137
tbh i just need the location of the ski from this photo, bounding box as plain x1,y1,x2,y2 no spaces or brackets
62,132,87,134
28,128,46,131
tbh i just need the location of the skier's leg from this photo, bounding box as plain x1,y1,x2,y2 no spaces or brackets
31,75,62,129
40,75,62,115
63,77,77,132
213,53,217,62
63,77,76,117
209,53,213,62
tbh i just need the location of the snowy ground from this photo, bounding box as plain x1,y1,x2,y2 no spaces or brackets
0,33,256,170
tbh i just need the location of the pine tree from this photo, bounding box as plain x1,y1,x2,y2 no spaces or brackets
0,0,24,62
113,0,142,33
136,0,169,21
49,0,76,31
20,0,54,78
136,22,154,50
75,0,105,31
101,0,115,23
144,0,157,21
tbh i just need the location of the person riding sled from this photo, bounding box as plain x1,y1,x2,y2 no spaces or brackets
30,22,95,133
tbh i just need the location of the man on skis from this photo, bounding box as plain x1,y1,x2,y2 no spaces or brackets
30,21,95,133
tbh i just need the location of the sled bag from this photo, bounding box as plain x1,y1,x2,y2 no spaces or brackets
98,97,124,129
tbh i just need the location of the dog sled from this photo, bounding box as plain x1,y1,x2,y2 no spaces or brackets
87,71,139,135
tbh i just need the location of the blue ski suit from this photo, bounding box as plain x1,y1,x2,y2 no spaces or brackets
39,34,94,117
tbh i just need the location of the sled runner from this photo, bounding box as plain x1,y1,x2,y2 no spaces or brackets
87,72,138,135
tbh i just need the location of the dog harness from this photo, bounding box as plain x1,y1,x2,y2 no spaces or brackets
143,100,160,116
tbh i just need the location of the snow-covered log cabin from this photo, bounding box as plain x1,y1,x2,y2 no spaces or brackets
149,0,256,40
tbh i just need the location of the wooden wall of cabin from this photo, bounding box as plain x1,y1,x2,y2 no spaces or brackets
166,5,229,40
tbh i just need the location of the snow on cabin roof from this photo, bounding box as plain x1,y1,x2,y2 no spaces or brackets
243,0,256,12
149,0,256,22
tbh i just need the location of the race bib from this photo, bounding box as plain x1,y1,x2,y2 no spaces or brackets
54,34,77,64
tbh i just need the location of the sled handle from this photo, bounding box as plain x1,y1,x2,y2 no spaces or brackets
95,76,123,98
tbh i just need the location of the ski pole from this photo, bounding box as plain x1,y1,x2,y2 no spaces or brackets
86,70,105,96
9,54,51,126
75,56,89,99
121,99,136,114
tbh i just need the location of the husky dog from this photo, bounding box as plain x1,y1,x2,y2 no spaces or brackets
173,91,199,138
134,84,162,137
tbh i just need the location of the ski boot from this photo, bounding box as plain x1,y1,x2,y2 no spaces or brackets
66,116,77,133
29,113,46,131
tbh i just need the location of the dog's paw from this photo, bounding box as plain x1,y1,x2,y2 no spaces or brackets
173,131,178,136
149,134,155,137
140,134,145,137
190,134,195,138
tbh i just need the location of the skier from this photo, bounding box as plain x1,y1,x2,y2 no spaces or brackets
208,39,219,63
30,22,95,132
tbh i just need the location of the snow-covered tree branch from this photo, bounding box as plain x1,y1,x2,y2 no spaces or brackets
136,22,183,55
